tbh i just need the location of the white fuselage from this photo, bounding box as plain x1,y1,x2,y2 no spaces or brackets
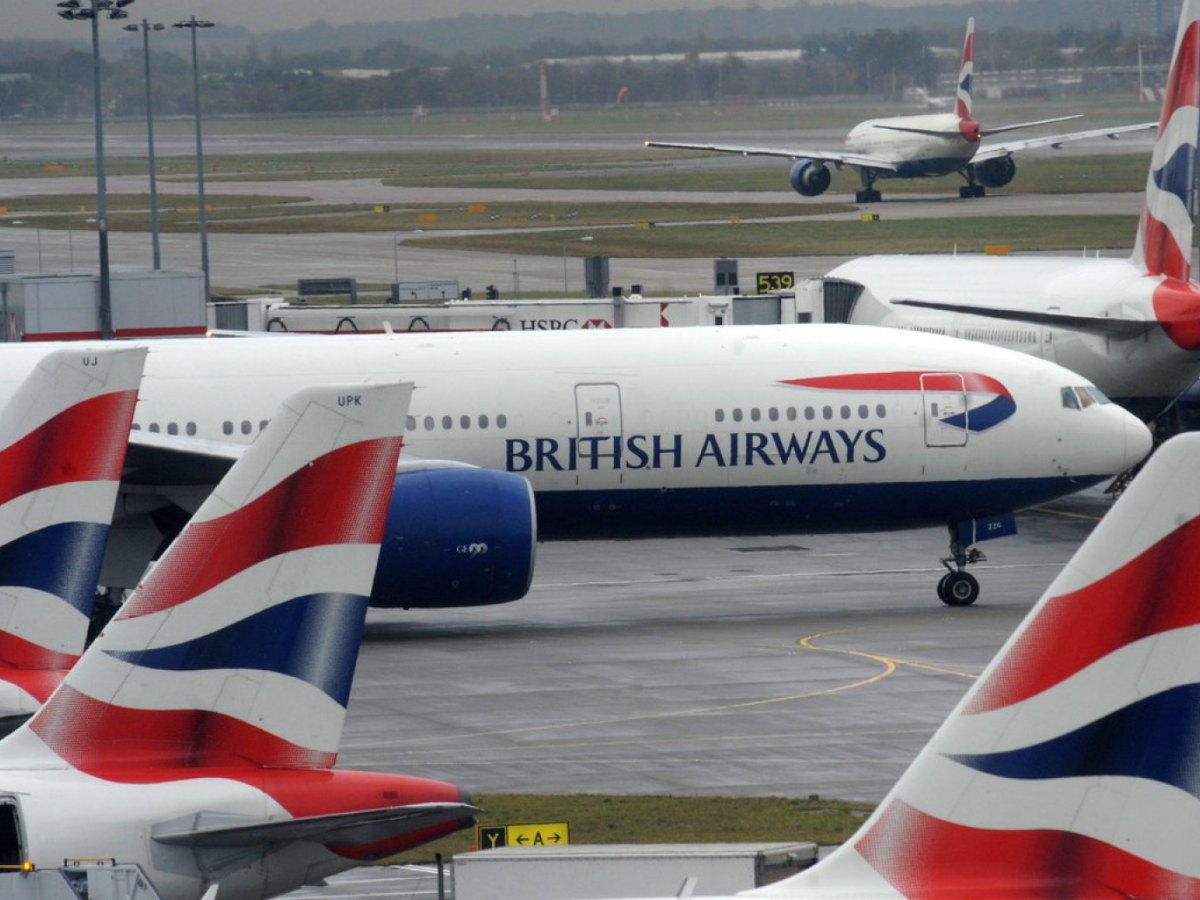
0,325,1149,543
845,113,977,177
828,255,1200,420
0,764,337,900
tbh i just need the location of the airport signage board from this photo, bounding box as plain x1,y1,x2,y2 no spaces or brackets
477,821,571,849
755,271,795,292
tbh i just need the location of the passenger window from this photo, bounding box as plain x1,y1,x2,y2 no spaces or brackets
149,423,160,433
733,408,743,423
787,407,797,421
876,404,886,418
858,404,868,419
442,416,452,430
186,422,196,436
424,416,435,431
241,421,252,435
750,408,761,422
461,415,471,430
223,421,233,436
479,415,489,429
768,407,779,422
715,409,725,423
406,416,416,431
497,414,508,429
167,423,178,436
840,405,851,420
822,406,833,420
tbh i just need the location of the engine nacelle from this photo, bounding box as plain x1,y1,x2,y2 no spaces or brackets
973,156,1017,188
370,462,536,608
788,158,832,197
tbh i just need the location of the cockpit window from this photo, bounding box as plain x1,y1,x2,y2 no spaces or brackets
1062,385,1112,410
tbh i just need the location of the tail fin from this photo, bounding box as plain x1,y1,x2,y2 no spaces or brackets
955,17,975,120
0,348,145,716
1132,0,1200,280
14,381,412,774
752,430,1200,897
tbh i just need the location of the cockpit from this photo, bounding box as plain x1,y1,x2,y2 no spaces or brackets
1061,385,1111,410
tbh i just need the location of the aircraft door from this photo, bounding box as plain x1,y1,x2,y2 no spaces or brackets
0,798,26,870
921,372,968,447
575,382,623,473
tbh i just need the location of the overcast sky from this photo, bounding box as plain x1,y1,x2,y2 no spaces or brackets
6,0,971,42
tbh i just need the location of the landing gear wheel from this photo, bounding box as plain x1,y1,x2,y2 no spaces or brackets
855,189,883,203
958,184,986,199
936,571,952,604
940,571,980,607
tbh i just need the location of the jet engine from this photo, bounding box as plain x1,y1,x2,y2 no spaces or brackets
789,159,832,197
370,461,536,608
973,156,1017,188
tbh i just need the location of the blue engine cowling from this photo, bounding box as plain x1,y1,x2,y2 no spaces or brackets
370,462,536,608
789,158,832,197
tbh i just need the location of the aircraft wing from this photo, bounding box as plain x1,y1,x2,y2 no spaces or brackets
124,429,242,488
891,297,1159,339
153,802,479,849
973,121,1156,161
644,140,899,172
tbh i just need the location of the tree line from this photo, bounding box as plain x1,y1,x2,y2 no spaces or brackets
0,22,1173,122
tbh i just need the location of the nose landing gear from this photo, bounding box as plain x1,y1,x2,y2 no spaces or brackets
937,528,984,606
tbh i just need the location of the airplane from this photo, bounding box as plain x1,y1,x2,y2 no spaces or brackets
0,347,145,731
585,419,1200,897
821,0,1200,423
0,324,1151,609
0,380,476,900
645,17,1156,203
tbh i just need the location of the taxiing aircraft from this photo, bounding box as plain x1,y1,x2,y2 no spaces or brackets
0,380,475,900
0,347,145,730
822,0,1200,422
0,324,1150,608
594,430,1200,897
646,18,1154,202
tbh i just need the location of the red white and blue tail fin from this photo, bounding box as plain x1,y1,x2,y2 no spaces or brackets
750,430,1200,898
1132,0,1200,281
0,347,145,720
955,17,975,121
10,381,412,774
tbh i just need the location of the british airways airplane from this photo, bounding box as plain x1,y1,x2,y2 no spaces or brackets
647,18,1154,203
0,380,475,900
0,324,1149,608
823,0,1200,423
589,429,1200,898
0,347,144,730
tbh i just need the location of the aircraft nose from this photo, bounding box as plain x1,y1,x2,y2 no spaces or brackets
1122,412,1154,471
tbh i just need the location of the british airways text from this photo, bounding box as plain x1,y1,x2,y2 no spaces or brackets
506,429,886,472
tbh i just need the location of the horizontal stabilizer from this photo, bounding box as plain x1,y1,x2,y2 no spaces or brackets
979,113,1083,137
153,802,478,849
892,297,1158,339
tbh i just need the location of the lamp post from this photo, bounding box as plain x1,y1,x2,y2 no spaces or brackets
123,18,164,270
174,16,214,300
55,0,132,338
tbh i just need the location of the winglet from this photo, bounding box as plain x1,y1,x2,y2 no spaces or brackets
13,381,412,774
1132,0,1200,281
749,431,1200,897
0,347,145,718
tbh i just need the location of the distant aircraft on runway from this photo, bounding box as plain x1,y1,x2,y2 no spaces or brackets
584,429,1200,896
646,17,1155,203
823,0,1200,423
0,325,1150,608
0,381,475,900
0,347,144,731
